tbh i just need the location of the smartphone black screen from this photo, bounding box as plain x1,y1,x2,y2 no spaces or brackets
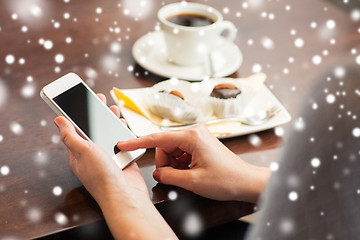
53,83,129,156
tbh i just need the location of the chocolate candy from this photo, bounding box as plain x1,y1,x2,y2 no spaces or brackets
210,83,241,99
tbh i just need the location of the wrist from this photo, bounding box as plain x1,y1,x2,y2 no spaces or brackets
233,163,271,203
97,185,151,211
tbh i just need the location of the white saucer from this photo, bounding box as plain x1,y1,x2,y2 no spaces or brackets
132,31,243,81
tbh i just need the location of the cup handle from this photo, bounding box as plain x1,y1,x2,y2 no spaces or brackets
218,20,237,42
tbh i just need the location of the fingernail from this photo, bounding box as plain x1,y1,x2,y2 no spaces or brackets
153,169,160,182
116,141,123,148
54,117,63,128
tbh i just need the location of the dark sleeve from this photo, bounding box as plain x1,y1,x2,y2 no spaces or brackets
246,63,360,240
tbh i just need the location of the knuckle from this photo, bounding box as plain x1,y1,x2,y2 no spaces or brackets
187,170,197,189
149,133,159,146
187,125,205,138
61,130,71,146
76,141,93,159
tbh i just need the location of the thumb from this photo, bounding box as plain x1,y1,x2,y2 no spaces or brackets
153,167,194,191
54,116,90,159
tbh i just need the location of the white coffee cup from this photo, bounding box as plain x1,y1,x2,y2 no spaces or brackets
158,2,238,66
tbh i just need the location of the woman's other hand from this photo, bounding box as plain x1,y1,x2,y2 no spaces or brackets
118,125,270,203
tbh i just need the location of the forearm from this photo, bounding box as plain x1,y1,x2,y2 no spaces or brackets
98,193,178,240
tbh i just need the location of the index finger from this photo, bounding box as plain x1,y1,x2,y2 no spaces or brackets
117,131,195,154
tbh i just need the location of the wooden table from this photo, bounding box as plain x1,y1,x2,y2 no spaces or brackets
0,0,359,239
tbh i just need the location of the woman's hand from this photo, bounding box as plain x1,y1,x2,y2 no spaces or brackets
54,93,148,205
54,93,177,239
118,125,271,203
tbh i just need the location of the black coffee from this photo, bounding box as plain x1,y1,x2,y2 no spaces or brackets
167,14,214,27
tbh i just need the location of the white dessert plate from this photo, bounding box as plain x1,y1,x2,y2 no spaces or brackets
111,77,291,139
132,31,243,81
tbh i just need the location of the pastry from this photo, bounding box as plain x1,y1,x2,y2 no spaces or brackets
147,89,200,123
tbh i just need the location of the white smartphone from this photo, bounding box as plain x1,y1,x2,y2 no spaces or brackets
40,72,145,169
